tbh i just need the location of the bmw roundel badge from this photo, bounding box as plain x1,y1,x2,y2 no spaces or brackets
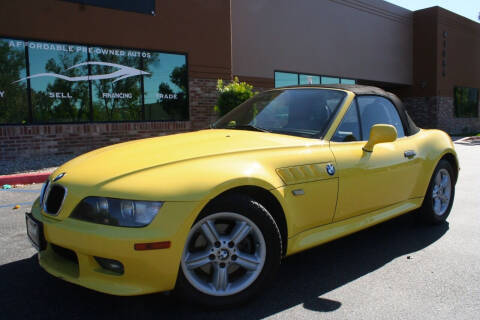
53,172,66,182
326,164,335,176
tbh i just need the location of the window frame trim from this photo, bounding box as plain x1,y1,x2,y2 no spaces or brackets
63,0,156,16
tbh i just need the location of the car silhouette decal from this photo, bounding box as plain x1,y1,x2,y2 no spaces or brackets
13,61,150,84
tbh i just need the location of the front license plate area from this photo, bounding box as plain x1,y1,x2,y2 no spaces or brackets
26,213,46,251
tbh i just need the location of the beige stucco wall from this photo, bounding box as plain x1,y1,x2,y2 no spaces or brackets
232,0,413,85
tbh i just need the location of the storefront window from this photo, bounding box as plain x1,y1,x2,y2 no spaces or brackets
90,46,143,121
275,72,298,88
0,38,28,124
0,37,188,124
143,52,188,120
341,78,356,84
275,71,356,89
300,74,320,85
454,87,479,118
64,0,155,15
321,76,340,84
27,40,90,123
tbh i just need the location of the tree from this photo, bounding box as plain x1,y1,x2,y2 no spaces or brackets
214,77,256,117
32,52,89,122
91,54,143,121
155,64,188,120
0,40,28,123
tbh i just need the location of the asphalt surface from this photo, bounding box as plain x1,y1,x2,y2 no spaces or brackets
0,143,478,319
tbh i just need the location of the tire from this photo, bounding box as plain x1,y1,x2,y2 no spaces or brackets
419,159,455,224
175,193,282,308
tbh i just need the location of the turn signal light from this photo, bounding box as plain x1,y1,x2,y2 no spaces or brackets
134,241,171,250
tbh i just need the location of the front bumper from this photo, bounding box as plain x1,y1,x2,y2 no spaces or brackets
31,198,200,296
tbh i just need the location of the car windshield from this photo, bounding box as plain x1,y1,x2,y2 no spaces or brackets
212,89,347,138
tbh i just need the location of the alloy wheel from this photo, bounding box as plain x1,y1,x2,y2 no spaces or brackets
181,212,266,296
432,168,452,216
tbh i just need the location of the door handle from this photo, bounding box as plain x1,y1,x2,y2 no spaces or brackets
404,150,416,158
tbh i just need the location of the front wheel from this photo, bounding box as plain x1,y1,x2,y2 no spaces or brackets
175,194,282,307
420,159,455,224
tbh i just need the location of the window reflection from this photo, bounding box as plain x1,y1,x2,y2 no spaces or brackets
0,37,189,124
321,76,340,84
90,46,142,121
341,78,355,85
275,71,356,89
275,72,298,88
0,38,28,124
300,74,320,85
454,87,479,118
28,41,90,123
143,52,188,120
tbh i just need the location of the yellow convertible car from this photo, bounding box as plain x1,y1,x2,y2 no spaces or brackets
26,85,458,306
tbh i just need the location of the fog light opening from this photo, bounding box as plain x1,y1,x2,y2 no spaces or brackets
94,257,124,275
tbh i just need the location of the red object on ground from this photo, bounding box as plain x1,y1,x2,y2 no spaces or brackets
0,172,51,186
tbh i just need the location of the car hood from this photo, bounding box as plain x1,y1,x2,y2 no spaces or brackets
53,129,322,187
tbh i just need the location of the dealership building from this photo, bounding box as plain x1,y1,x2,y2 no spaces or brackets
0,0,479,161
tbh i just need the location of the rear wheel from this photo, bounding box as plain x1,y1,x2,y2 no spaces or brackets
175,194,282,307
420,159,455,224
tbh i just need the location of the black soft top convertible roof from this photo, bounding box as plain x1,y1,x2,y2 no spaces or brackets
281,84,420,136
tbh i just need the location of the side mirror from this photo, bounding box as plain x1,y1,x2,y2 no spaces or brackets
363,124,397,152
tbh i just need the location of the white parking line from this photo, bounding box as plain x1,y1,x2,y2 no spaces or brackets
0,189,40,193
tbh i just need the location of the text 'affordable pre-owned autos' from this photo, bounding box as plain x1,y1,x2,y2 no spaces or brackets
26,85,458,307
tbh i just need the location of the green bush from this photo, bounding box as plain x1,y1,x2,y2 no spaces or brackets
214,77,256,117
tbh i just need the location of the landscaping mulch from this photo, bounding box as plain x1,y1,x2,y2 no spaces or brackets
0,153,80,176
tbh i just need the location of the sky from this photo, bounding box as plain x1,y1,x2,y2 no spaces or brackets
385,0,479,22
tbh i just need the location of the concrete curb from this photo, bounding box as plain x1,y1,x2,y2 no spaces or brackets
0,172,51,186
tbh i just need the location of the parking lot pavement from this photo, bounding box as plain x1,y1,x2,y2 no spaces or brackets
0,144,479,319
0,184,40,265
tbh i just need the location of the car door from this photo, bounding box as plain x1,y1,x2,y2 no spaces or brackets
329,95,423,222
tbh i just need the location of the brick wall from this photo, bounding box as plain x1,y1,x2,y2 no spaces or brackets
436,97,480,134
0,78,218,161
404,96,480,134
189,78,219,129
403,97,440,129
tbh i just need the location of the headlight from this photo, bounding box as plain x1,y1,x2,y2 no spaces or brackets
70,197,163,227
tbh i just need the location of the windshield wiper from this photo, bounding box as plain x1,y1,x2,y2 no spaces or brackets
230,124,271,133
